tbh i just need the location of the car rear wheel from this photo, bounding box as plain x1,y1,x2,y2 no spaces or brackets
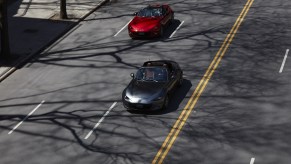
170,13,174,24
160,26,164,37
178,75,183,87
162,95,169,110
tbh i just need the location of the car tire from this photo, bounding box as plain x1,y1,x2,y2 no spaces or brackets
170,13,174,24
162,95,169,110
178,75,183,87
130,36,135,40
160,26,164,37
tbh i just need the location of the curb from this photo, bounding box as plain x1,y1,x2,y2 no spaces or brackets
0,0,109,82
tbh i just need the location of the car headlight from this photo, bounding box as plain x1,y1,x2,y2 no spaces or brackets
154,96,163,101
124,95,130,100
124,95,140,102
153,90,166,101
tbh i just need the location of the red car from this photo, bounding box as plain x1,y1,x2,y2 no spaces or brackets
128,4,174,39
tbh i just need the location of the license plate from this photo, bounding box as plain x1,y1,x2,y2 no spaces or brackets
138,32,145,35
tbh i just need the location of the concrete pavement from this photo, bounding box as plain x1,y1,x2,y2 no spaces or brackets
0,0,109,82
1,0,291,163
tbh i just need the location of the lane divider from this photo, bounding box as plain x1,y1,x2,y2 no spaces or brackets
152,0,255,163
279,49,289,73
250,157,255,164
84,102,117,139
114,19,133,37
169,20,185,38
8,100,45,135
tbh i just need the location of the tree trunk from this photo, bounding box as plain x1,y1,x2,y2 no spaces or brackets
60,0,68,19
0,0,10,59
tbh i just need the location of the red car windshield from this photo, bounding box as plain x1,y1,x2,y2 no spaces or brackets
137,7,163,17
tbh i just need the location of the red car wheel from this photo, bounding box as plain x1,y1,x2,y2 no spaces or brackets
160,26,164,37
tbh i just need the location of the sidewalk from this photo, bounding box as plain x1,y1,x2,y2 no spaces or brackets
0,0,108,81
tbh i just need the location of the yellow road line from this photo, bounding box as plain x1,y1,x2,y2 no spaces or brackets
152,0,254,163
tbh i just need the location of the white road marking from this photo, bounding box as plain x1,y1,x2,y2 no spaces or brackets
8,100,45,135
114,19,133,37
250,157,255,164
84,102,117,139
169,20,185,38
279,49,289,73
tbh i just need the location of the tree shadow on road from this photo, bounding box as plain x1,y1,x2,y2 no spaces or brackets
0,0,75,67
2,0,291,163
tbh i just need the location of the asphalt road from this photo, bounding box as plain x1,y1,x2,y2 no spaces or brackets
1,0,291,164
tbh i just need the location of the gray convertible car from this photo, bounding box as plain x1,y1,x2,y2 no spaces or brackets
122,60,183,111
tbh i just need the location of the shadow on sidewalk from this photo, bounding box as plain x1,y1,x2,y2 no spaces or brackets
0,0,75,68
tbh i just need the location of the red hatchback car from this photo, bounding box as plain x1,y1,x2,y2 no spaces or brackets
128,4,174,39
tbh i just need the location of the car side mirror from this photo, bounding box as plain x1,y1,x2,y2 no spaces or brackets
130,73,135,78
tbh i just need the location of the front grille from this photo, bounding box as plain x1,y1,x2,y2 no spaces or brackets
132,31,150,37
126,102,152,109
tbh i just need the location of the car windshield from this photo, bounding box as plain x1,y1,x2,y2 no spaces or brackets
137,7,163,17
136,67,168,82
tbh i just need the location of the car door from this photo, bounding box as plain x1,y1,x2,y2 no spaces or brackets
160,6,168,26
167,65,178,94
163,6,171,25
173,63,183,86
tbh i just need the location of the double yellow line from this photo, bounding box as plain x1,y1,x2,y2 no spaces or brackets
152,0,255,163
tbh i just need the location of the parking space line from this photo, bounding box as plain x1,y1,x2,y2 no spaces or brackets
8,100,45,135
250,157,255,164
113,19,132,37
169,20,184,38
279,49,289,73
84,102,117,139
